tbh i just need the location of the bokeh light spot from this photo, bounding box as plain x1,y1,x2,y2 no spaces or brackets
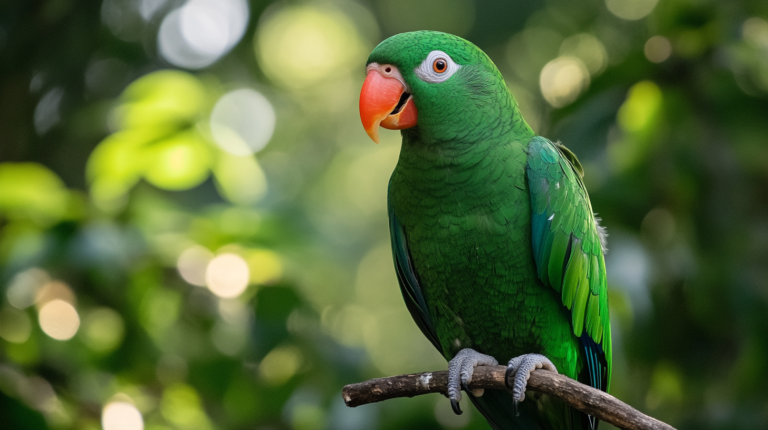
102,401,144,430
618,80,662,132
35,280,76,307
321,305,375,347
255,5,364,89
644,36,672,63
0,163,71,226
606,236,652,317
39,299,80,341
742,17,768,49
87,132,145,212
291,403,326,430
343,145,399,217
83,308,125,353
0,306,32,343
641,207,676,246
116,70,205,129
6,268,49,309
212,153,268,206
559,34,608,75
506,27,565,85
33,88,63,135
18,375,58,413
646,362,683,409
259,344,302,385
540,56,590,108
101,0,145,42
247,249,283,285
206,253,250,298
210,89,276,156
180,3,229,56
605,0,658,21
177,245,214,286
159,0,249,69
161,384,213,430
143,132,211,190
139,0,165,21
139,289,181,338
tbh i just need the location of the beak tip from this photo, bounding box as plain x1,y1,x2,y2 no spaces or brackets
365,128,380,144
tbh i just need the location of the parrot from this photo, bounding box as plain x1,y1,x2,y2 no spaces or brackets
357,31,612,430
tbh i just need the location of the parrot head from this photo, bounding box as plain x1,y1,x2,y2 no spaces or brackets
359,31,525,144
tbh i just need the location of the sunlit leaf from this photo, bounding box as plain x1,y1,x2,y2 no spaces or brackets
144,131,212,190
608,80,663,171
618,80,662,133
0,163,72,226
87,130,153,209
161,384,213,430
115,70,207,130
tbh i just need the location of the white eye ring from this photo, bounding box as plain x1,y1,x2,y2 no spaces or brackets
414,50,461,84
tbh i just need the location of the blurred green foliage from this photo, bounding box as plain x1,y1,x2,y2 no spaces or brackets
1,0,767,429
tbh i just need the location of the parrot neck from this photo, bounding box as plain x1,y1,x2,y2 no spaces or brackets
396,120,532,191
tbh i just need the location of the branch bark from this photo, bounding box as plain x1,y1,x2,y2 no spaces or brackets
342,366,675,430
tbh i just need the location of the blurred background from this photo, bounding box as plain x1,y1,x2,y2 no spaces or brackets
1,0,767,429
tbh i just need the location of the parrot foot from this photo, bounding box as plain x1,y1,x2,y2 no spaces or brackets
447,348,499,415
505,353,558,415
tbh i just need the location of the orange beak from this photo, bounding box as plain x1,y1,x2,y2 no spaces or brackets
359,68,418,143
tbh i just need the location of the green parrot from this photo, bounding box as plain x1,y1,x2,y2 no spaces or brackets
358,31,612,430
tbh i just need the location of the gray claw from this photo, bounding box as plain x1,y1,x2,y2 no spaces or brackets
451,398,463,415
446,348,499,414
505,353,557,404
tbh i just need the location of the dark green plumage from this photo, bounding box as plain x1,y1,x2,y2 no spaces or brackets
371,31,611,430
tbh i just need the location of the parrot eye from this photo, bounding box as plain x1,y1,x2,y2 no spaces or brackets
414,50,461,84
433,59,447,73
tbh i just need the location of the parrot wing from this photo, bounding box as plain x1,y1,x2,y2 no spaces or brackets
388,180,441,353
526,136,612,397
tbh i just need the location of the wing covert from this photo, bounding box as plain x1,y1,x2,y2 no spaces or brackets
526,136,612,394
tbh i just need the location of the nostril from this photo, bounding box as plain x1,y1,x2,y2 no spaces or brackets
385,67,391,73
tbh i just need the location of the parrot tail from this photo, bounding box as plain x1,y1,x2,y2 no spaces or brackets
468,389,592,430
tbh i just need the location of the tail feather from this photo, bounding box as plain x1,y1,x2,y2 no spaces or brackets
468,389,590,430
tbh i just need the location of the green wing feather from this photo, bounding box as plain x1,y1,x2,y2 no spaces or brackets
526,136,612,394
388,179,441,353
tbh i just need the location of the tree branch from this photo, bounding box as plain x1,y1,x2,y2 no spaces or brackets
342,366,675,430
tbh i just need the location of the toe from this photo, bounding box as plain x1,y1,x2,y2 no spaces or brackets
459,360,476,388
447,354,464,406
506,354,558,403
447,348,498,410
